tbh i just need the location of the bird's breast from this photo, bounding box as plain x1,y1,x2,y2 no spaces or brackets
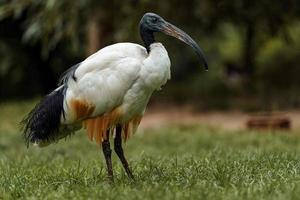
119,43,171,122
140,43,171,90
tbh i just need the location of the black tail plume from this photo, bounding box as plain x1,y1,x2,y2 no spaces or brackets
22,87,65,147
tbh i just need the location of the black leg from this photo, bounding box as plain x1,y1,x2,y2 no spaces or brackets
114,125,134,179
102,131,113,181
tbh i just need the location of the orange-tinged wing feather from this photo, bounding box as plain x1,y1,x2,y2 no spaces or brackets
70,99,95,120
83,106,123,144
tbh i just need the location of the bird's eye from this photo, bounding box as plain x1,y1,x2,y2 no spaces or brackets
151,17,158,23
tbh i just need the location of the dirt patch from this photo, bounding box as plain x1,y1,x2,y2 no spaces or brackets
140,105,300,131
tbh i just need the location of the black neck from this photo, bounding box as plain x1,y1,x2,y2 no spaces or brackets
139,25,155,53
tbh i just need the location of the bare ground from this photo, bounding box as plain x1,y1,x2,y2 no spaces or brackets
140,105,300,131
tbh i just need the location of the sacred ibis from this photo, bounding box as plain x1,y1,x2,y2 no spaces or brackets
22,13,208,180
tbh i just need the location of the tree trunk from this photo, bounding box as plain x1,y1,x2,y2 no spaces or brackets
243,21,255,80
86,6,114,56
87,15,101,55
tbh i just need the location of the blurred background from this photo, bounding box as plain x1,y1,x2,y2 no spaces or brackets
2,2,300,198
0,0,300,129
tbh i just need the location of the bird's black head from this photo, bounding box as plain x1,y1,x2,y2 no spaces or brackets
139,13,166,32
139,12,208,70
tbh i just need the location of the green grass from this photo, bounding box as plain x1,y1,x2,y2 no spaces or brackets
1,101,300,199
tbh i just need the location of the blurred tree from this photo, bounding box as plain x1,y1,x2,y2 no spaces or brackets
0,0,206,97
0,0,119,96
0,0,89,95
196,0,300,80
0,0,300,110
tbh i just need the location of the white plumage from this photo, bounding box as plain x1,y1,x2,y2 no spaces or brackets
23,12,207,179
63,42,170,132
42,42,173,145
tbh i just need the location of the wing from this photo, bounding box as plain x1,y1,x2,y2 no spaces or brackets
61,43,147,123
59,43,147,86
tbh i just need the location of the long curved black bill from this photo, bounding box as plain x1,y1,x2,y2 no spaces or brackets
162,22,208,71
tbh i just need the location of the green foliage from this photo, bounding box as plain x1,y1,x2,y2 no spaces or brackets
255,22,300,108
1,102,300,199
217,24,243,62
0,0,91,55
0,1,300,109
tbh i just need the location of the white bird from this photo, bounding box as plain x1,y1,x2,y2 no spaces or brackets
22,12,208,180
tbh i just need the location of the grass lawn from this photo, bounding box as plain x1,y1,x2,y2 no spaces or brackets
1,101,300,199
